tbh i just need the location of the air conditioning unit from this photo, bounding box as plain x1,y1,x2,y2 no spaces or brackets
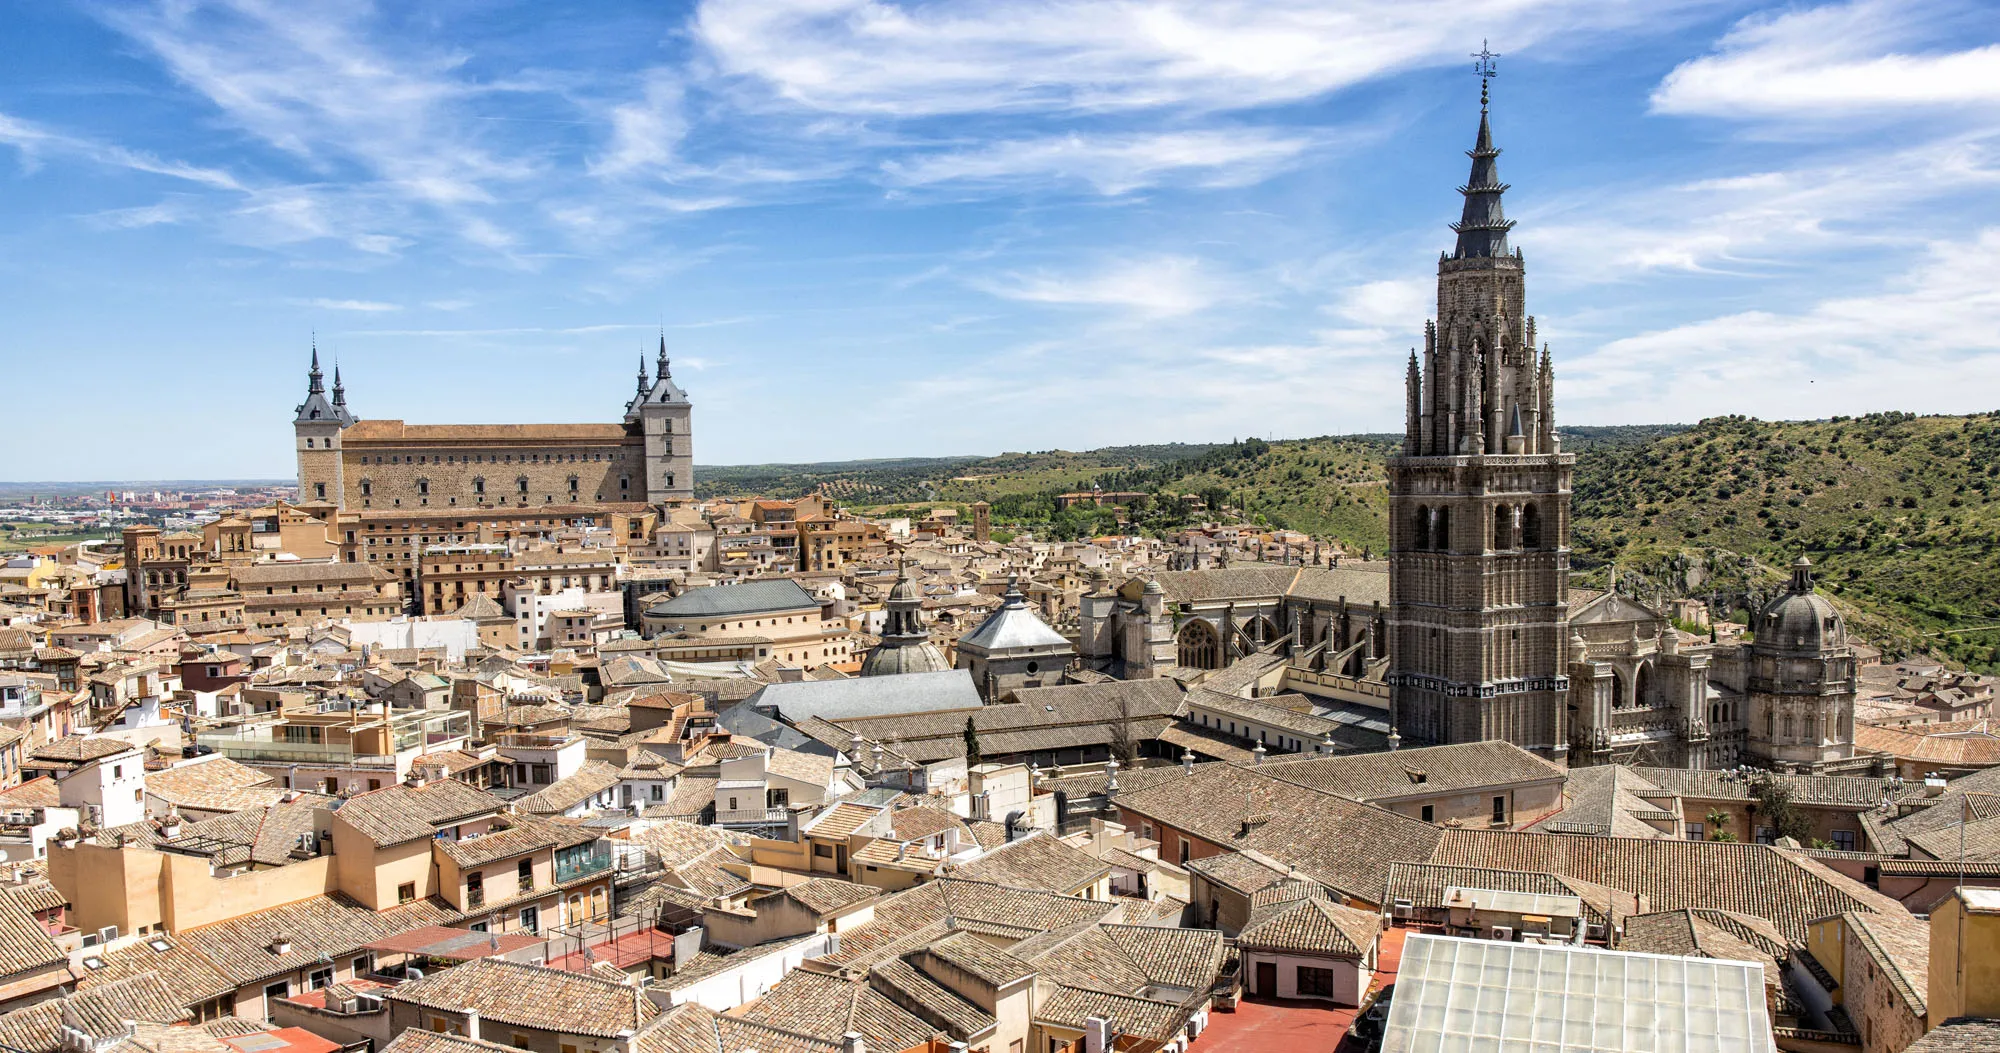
1586,924,1606,941
1392,899,1414,920
98,925,120,944
1489,925,1513,941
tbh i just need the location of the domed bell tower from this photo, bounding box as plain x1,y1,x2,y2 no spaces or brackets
1746,557,1857,770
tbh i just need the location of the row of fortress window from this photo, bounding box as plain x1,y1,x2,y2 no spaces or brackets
301,444,644,465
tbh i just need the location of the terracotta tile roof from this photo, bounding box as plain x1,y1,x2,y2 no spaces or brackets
637,1001,843,1053
178,893,457,988
389,958,656,1036
0,884,66,979
381,1030,520,1053
816,878,1116,971
727,971,937,1051
803,801,886,840
1035,985,1188,1042
865,955,993,1040
156,798,327,868
1263,740,1562,801
950,831,1109,893
144,758,282,814
1628,766,1908,808
1237,893,1379,958
434,813,596,869
0,879,66,917
621,819,742,870
103,1021,238,1053
75,935,234,1008
1906,813,2000,861
333,780,503,846
1904,1019,2000,1051
1855,719,2000,766
514,761,621,815
1428,827,1911,941
0,972,186,1052
1114,762,1441,902
761,878,877,917
29,735,138,763
921,931,1033,987
1182,851,1292,896
646,775,718,822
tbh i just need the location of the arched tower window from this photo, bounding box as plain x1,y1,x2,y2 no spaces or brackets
1244,615,1280,646
1177,620,1221,670
1493,504,1514,550
1432,507,1451,552
1412,506,1431,551
1521,503,1542,549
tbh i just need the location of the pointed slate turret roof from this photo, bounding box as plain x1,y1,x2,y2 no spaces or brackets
1450,87,1516,260
629,333,689,416
294,343,356,426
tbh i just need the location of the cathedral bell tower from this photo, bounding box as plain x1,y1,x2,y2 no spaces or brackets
1387,54,1574,759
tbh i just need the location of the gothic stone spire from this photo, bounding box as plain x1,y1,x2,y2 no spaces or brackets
1450,49,1516,260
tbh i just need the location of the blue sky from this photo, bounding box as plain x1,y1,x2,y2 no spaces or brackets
3,0,1999,480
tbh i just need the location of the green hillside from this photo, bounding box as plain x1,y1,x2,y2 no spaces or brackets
696,413,2000,669
1571,412,2000,670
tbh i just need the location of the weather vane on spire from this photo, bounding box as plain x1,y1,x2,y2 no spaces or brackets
1473,40,1500,112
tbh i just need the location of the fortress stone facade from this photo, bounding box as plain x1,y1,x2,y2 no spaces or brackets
293,340,693,511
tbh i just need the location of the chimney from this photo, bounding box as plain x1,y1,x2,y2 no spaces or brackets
841,1033,866,1053
267,934,291,955
1181,749,1195,775
464,1010,480,1041
1252,741,1266,765
1084,1016,1112,1053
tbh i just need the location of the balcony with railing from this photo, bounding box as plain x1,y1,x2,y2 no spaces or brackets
554,845,613,884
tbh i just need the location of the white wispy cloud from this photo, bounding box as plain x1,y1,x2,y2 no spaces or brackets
1528,138,2000,278
300,298,401,312
0,110,242,189
1653,0,2000,119
98,1,543,250
972,255,1241,315
882,128,1314,194
82,201,194,229
592,73,687,178
695,0,1706,117
1563,228,2000,420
